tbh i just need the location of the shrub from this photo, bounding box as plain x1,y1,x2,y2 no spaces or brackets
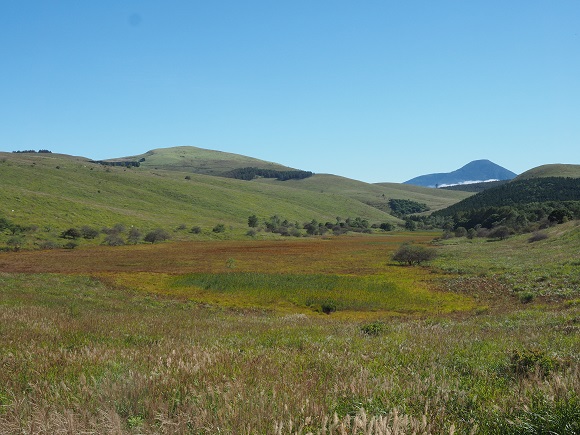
379,222,395,231
519,291,535,304
360,321,386,336
248,215,259,228
144,229,170,243
212,224,226,233
392,243,437,266
321,300,337,315
190,226,202,234
103,234,125,246
467,228,476,239
63,241,78,249
127,227,142,244
488,226,510,240
60,228,81,239
528,232,548,243
38,240,59,250
80,225,100,239
6,236,24,251
454,227,467,238
509,348,557,377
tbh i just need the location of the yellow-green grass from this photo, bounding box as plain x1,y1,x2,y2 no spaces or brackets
102,270,474,319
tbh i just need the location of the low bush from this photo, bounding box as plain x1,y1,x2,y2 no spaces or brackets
61,228,81,239
321,300,337,314
528,232,548,243
360,321,386,336
103,234,125,246
519,291,535,304
144,229,170,243
80,226,100,239
509,348,558,377
212,224,226,233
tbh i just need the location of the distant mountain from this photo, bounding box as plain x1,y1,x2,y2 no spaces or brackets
404,160,517,188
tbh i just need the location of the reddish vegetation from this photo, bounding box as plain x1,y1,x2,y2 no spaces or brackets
0,234,435,275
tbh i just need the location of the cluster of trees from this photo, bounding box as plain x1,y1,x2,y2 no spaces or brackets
224,167,313,181
12,149,52,153
388,198,429,218
437,177,580,216
247,215,395,237
58,224,169,247
91,160,141,168
424,177,580,237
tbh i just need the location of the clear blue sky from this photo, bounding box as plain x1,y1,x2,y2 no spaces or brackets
1,1,579,183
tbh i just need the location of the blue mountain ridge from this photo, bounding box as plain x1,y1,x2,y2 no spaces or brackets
403,159,517,188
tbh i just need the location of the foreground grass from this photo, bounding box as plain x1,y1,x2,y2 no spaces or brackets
1,273,579,434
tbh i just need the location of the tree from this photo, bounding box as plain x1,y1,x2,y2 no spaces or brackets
248,214,259,228
127,227,142,244
380,222,395,231
144,228,170,243
392,243,437,266
80,225,99,239
103,233,125,246
488,226,510,240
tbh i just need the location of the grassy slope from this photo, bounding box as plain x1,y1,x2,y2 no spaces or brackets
116,147,472,213
116,145,296,175
435,220,580,300
0,152,397,233
516,163,580,180
264,174,472,213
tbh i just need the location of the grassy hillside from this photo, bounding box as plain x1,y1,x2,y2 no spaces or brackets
517,163,580,180
256,174,472,214
436,220,580,299
113,147,472,212
271,175,472,213
114,146,296,176
0,152,398,241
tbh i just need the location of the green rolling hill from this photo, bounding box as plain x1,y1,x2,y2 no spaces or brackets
109,146,297,176
516,164,580,180
0,151,397,236
0,146,479,251
256,174,472,214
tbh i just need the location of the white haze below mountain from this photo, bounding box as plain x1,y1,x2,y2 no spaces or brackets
436,179,499,188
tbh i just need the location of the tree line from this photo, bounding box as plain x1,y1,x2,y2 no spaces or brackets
223,167,314,181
